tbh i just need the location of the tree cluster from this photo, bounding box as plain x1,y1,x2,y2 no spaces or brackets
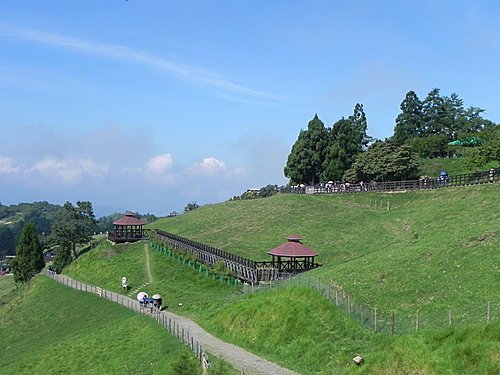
284,104,369,184
0,201,62,256
228,184,282,201
284,88,498,184
392,89,497,158
50,201,97,271
184,202,200,212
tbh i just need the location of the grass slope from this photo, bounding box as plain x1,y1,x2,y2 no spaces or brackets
149,184,499,320
0,276,201,375
65,239,499,374
418,157,499,177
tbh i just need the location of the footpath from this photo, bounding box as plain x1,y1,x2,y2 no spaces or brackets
42,271,299,375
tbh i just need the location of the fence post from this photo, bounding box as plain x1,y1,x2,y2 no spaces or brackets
347,295,351,315
448,310,452,326
416,310,419,332
374,308,377,332
391,312,395,335
487,302,491,323
335,289,339,306
360,304,364,323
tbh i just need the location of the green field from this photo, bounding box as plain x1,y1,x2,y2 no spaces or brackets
2,183,499,374
0,276,207,375
64,238,499,374
418,157,499,177
149,184,499,321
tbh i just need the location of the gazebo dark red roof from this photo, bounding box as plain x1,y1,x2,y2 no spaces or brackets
113,212,146,226
265,234,320,274
108,212,147,243
267,241,318,257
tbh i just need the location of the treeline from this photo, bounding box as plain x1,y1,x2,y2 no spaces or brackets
0,201,157,257
0,201,62,256
284,88,499,184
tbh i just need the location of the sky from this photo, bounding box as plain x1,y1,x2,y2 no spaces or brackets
1,1,499,216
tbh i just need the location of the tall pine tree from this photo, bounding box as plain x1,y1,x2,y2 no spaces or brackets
393,91,424,144
10,222,45,284
284,114,329,184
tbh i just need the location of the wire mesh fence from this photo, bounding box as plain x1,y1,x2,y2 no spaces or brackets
243,273,497,334
42,271,208,366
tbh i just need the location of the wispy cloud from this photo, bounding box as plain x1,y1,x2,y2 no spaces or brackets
0,22,285,102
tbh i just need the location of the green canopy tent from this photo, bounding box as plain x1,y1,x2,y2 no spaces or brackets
448,137,484,147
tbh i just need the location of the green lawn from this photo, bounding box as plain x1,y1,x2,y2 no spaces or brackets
418,157,499,177
149,184,499,321
0,276,203,375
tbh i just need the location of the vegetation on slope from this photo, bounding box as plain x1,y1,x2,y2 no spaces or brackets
0,276,202,375
62,234,499,374
149,184,499,319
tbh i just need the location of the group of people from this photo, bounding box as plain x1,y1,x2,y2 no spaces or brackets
121,276,164,312
137,291,163,312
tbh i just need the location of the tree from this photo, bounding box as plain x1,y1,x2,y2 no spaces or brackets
393,91,424,144
350,103,371,149
184,202,200,212
10,222,45,283
284,114,329,184
344,141,419,182
322,117,364,181
51,201,96,269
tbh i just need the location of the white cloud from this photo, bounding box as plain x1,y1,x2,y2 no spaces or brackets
187,157,227,177
0,22,284,102
145,153,174,174
31,157,109,185
0,156,21,174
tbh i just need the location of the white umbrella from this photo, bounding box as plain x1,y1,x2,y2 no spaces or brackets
137,292,148,302
152,294,161,299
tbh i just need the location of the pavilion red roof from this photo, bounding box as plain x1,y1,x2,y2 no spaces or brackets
113,213,146,226
267,240,318,257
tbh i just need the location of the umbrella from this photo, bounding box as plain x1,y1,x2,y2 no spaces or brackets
152,294,161,299
137,292,148,302
327,181,334,184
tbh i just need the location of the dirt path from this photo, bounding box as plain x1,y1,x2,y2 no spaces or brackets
143,243,153,283
44,272,299,375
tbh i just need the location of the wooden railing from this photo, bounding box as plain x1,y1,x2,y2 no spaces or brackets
283,169,498,195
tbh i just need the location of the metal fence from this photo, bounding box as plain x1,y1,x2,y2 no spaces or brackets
243,273,497,335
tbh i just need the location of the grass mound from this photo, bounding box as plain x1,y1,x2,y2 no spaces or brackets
149,184,499,320
0,276,200,374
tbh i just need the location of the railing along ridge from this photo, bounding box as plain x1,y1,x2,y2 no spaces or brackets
284,169,498,195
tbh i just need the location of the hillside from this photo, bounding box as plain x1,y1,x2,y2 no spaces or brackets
149,184,499,320
0,276,207,375
64,239,499,374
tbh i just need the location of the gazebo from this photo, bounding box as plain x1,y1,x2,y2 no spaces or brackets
108,212,147,243
267,235,320,274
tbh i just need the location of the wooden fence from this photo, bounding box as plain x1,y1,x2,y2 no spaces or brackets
42,271,208,367
283,169,498,195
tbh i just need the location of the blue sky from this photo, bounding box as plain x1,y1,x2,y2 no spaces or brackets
1,1,499,216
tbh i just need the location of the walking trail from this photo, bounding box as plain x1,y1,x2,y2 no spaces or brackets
127,244,153,297
44,272,299,375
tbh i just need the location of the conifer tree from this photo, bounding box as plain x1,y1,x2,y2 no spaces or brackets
10,222,45,284
284,114,329,184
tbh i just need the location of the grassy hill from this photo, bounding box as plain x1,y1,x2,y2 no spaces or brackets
5,183,498,374
418,157,499,177
0,276,210,375
149,184,499,320
64,238,499,374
